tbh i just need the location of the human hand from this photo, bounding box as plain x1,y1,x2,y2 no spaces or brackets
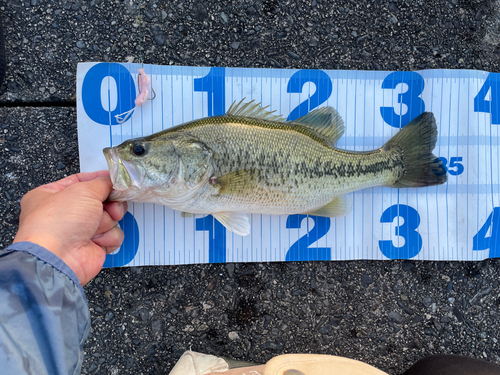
13,171,127,286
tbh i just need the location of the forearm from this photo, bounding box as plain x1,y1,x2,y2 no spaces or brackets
0,242,90,375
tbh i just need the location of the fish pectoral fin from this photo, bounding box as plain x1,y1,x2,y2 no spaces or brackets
304,195,353,217
226,99,287,123
212,212,250,236
293,107,345,146
216,170,255,195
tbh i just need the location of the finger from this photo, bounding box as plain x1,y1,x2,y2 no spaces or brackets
103,201,128,222
92,226,125,253
75,170,110,182
79,176,114,203
38,171,111,192
95,211,118,235
39,175,82,192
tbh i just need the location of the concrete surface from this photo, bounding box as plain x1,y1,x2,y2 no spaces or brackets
1,0,500,374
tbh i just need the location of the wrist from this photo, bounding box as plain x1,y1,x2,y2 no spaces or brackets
13,233,63,259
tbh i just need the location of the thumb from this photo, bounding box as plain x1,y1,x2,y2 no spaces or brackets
76,176,114,203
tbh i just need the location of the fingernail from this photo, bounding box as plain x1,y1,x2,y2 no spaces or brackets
120,201,128,216
106,246,120,254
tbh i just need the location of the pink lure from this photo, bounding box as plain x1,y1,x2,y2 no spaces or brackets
135,68,151,107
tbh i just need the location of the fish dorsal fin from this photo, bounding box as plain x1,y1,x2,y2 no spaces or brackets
293,107,345,145
226,99,286,123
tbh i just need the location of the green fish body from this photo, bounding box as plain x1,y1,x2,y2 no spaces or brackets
103,100,447,236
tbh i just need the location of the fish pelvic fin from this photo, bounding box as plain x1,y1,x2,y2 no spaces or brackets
383,112,447,188
304,195,352,217
226,99,286,123
212,212,250,236
293,106,345,146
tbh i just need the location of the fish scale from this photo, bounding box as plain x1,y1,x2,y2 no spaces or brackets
181,120,400,213
104,100,446,236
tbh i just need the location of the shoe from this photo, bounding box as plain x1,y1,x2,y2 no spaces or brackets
168,351,387,375
168,351,265,375
264,354,388,375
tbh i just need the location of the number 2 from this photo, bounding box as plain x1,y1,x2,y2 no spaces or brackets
286,69,332,121
285,215,331,261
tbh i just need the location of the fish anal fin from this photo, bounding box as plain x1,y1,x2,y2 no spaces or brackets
294,107,345,145
212,212,250,236
226,99,286,123
304,195,352,217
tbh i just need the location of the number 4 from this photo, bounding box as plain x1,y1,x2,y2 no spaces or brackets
473,208,500,258
474,73,500,124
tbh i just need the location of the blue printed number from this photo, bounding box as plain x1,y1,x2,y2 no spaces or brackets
432,156,464,176
379,205,422,259
196,215,227,263
473,208,500,258
103,212,140,268
194,68,227,262
287,70,333,121
380,71,425,128
285,215,331,261
474,73,500,124
285,71,333,259
81,63,136,126
194,67,226,116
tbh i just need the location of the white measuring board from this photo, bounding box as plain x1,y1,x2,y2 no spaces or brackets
76,62,500,267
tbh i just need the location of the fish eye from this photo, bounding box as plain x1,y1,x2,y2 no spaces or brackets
132,143,147,156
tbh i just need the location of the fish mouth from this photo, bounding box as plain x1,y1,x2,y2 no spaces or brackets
103,147,141,200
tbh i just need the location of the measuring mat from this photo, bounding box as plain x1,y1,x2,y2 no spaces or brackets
76,62,500,266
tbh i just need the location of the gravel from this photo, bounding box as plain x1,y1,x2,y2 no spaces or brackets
1,0,500,374
2,0,500,103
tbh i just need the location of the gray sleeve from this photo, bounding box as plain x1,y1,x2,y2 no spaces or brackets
0,242,91,375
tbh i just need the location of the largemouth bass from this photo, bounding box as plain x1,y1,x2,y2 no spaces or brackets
103,100,447,236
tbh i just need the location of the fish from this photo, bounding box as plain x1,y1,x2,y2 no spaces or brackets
103,99,447,236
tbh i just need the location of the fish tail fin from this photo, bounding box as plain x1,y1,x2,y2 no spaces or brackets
383,112,447,188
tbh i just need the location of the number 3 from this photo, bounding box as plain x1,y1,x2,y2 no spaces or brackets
379,205,423,259
380,71,425,128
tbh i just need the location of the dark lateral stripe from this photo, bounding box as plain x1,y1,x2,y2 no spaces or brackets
288,158,403,180
236,152,404,181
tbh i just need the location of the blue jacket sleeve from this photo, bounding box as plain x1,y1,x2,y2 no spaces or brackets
0,242,90,375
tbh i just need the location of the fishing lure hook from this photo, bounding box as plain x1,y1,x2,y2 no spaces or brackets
115,67,155,124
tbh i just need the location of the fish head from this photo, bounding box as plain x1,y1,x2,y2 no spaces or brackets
103,132,214,204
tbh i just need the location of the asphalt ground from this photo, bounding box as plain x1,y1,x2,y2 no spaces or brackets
1,0,500,374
